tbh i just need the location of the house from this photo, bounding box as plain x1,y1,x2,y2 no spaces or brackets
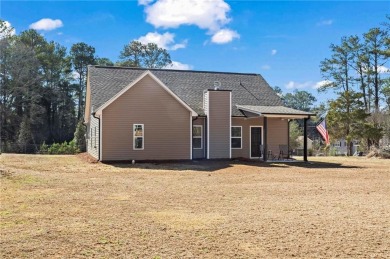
84,66,314,162
331,139,360,156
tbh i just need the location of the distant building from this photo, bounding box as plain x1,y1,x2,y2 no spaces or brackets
331,139,360,155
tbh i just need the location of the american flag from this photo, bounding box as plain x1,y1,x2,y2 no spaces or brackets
316,118,330,145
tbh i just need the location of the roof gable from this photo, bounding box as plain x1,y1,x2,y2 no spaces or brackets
94,70,198,116
88,66,285,117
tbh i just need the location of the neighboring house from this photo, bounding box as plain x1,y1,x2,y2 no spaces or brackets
331,139,360,155
84,66,314,161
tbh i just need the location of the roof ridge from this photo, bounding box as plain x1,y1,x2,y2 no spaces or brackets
91,65,259,76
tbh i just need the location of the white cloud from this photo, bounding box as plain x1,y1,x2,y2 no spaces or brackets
317,19,333,26
0,20,16,39
142,0,231,31
314,80,333,89
136,32,187,50
362,65,390,74
72,71,80,80
165,61,193,70
140,0,238,44
271,49,277,55
285,81,313,90
211,29,239,44
378,66,390,74
285,80,335,90
29,18,63,31
261,65,271,70
138,0,154,5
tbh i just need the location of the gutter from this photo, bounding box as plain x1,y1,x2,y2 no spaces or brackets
92,112,100,161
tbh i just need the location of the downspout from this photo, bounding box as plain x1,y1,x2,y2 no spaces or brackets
287,119,290,158
204,116,207,159
263,116,268,162
92,112,100,161
81,121,88,153
303,116,310,162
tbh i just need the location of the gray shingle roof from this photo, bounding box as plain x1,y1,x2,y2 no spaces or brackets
236,105,315,116
89,66,285,116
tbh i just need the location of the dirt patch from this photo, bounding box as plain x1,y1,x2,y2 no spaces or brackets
76,152,99,163
0,154,389,258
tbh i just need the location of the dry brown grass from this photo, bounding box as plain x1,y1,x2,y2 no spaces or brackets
1,154,389,258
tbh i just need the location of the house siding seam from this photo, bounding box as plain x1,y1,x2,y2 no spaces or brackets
208,90,231,159
101,75,191,161
87,115,99,159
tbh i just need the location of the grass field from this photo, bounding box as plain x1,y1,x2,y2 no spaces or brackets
1,154,389,258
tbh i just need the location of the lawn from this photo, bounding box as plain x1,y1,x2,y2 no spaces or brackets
1,154,389,258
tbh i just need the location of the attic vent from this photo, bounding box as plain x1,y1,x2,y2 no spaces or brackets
213,81,221,90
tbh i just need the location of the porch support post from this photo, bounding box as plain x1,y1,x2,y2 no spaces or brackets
287,119,290,159
303,117,308,162
263,116,268,161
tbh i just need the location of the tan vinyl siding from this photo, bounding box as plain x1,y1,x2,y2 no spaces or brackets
231,117,262,158
101,75,191,161
207,91,231,159
87,115,99,159
192,117,205,159
231,117,288,159
267,118,288,156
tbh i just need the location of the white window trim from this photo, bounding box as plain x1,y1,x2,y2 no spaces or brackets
133,124,144,150
193,125,203,149
231,126,242,149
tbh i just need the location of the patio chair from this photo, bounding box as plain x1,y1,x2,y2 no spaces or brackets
278,145,289,160
259,145,264,160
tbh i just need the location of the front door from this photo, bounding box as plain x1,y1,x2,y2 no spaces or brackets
250,127,262,158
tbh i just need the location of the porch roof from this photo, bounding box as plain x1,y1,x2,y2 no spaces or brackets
236,105,315,119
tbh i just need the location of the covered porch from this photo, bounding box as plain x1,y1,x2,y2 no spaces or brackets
236,105,315,162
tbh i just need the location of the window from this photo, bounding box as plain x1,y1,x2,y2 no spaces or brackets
192,125,202,149
231,126,242,149
133,124,144,150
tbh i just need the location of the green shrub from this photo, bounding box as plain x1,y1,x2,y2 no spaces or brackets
39,142,49,154
74,121,86,152
46,140,80,155
328,147,337,156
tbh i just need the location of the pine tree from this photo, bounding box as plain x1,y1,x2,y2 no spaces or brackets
73,120,86,152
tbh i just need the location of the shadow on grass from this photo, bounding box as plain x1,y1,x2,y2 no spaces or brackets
103,158,362,172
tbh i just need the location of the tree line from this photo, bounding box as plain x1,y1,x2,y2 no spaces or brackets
0,20,172,153
1,17,388,155
277,17,390,156
319,17,389,155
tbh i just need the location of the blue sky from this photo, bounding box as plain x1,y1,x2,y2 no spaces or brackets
2,0,389,103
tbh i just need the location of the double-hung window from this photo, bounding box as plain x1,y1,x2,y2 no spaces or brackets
231,126,242,149
133,124,144,150
192,125,202,149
